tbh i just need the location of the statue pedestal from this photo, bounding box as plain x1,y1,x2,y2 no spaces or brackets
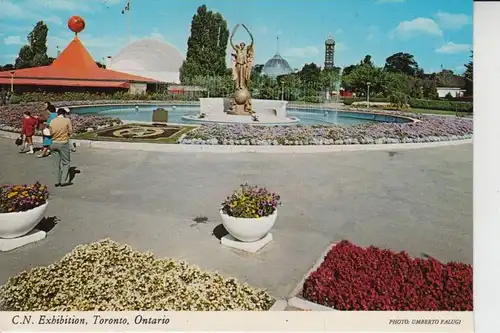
228,104,251,116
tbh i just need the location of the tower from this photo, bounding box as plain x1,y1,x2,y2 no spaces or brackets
324,34,335,69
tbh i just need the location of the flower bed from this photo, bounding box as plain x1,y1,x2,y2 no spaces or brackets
0,239,274,311
0,103,121,134
0,182,49,213
302,241,473,311
179,114,473,145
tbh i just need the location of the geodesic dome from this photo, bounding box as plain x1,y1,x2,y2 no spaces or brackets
108,38,184,84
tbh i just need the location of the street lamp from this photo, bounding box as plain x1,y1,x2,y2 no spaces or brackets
10,71,14,93
280,79,285,100
366,82,371,109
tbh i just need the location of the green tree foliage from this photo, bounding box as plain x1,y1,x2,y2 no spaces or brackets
298,63,321,84
340,53,440,100
342,61,383,96
384,52,420,77
15,21,50,69
180,5,229,84
464,51,473,97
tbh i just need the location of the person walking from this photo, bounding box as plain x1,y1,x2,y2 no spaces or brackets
5,91,12,105
38,103,57,158
0,90,5,106
58,107,76,152
49,108,73,187
20,111,39,154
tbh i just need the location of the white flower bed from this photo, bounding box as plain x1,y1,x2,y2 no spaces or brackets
0,239,274,311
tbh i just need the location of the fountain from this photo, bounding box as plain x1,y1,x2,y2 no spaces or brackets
182,24,299,125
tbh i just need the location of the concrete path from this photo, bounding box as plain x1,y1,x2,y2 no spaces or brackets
0,138,472,298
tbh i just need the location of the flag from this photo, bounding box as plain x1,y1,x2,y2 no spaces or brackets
121,1,130,14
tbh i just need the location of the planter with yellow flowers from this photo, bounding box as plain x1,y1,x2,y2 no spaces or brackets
220,184,281,243
0,182,49,240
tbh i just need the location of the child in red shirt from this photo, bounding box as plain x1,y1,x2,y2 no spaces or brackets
20,111,39,154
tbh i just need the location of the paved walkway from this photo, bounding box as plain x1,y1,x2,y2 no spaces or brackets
0,139,472,298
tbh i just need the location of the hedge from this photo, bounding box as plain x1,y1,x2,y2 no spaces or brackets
342,97,473,112
9,92,200,104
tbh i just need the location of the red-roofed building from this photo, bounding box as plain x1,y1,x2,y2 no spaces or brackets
0,36,159,94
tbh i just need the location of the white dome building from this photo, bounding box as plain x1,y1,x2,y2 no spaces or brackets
107,39,184,84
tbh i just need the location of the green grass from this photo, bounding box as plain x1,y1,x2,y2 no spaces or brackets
409,108,468,116
73,124,195,144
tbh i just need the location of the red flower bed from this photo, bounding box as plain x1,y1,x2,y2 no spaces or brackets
302,241,472,311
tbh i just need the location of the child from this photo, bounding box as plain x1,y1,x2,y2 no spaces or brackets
20,111,39,154
38,104,57,158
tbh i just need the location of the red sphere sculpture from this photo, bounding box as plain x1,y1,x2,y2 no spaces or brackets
68,16,85,34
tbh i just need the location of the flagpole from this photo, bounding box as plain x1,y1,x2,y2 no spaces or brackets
127,0,132,44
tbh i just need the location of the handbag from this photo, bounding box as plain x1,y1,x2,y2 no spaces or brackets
42,127,51,136
15,137,23,146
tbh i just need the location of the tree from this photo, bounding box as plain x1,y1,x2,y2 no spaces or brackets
298,63,321,84
436,69,455,87
384,52,420,77
382,72,411,96
0,64,15,72
463,51,473,97
342,63,383,96
422,77,439,99
361,55,374,67
342,64,356,77
180,5,229,84
14,21,50,69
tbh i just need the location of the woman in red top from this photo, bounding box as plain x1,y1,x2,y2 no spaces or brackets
20,111,39,154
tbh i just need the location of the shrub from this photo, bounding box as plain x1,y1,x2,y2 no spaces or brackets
302,240,473,311
343,97,390,105
444,92,455,101
0,182,49,213
409,99,472,112
0,239,274,311
9,91,201,104
221,184,281,218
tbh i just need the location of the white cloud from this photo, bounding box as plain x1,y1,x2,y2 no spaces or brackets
0,1,32,19
454,65,465,73
435,12,471,30
3,54,18,63
4,36,24,45
45,15,63,25
283,46,320,58
393,18,443,38
376,0,405,3
27,0,90,11
435,42,471,54
257,26,268,34
0,1,61,25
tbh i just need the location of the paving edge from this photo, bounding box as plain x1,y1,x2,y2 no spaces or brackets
269,299,288,311
286,242,338,311
0,130,472,154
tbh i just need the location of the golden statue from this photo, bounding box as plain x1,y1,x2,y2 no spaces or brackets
230,24,254,90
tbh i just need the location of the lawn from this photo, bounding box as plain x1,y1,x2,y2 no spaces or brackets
409,108,469,116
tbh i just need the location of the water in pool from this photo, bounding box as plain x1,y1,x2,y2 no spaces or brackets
74,105,406,126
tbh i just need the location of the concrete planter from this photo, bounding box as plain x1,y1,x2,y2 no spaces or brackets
0,202,48,239
220,209,277,242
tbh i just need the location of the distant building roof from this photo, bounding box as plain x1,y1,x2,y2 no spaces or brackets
262,53,293,78
0,36,158,88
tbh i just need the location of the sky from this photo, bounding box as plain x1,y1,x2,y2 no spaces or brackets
0,0,473,73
